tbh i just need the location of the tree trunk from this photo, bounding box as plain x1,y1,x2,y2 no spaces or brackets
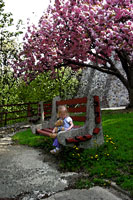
127,69,133,108
128,88,133,108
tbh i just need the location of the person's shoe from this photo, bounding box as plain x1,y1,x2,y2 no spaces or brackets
50,148,60,154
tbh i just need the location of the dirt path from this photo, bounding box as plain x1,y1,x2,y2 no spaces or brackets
0,134,131,200
0,136,75,199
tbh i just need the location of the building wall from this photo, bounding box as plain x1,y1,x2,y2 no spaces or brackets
77,63,129,108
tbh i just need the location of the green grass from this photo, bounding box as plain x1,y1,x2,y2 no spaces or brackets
12,110,133,195
12,129,53,150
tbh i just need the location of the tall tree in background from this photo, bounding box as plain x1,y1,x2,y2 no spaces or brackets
0,0,23,105
13,0,133,107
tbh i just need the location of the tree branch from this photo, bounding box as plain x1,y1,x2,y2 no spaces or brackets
62,59,129,89
63,59,118,75
115,49,130,79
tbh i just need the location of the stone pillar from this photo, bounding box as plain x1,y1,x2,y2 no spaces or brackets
76,68,95,98
39,101,44,123
49,96,61,127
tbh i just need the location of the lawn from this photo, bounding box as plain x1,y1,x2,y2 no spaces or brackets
12,110,133,195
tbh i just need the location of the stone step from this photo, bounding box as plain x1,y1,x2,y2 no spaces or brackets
0,137,13,145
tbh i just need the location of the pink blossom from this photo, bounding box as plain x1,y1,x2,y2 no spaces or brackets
12,0,132,82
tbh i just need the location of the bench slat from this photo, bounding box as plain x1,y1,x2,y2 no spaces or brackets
43,106,52,110
44,111,52,115
68,106,86,113
42,128,53,133
44,103,52,106
36,129,52,136
71,116,86,122
66,134,92,143
56,97,87,106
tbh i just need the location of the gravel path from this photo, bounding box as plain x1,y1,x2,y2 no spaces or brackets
0,136,73,199
0,134,131,200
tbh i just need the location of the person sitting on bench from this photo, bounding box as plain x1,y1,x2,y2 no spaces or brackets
50,105,74,154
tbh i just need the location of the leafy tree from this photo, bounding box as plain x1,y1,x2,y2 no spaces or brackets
0,0,24,126
0,67,19,104
16,67,81,103
0,0,23,105
12,0,133,107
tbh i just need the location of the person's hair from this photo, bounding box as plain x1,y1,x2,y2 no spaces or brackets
57,105,69,118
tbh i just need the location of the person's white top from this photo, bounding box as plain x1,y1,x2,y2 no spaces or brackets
65,116,73,123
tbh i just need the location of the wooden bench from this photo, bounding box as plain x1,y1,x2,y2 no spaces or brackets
31,90,104,149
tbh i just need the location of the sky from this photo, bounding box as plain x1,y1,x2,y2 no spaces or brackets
4,0,52,38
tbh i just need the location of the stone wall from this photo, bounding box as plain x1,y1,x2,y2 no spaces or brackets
77,62,129,108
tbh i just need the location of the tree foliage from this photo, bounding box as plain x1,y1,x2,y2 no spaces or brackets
12,0,133,106
0,0,23,105
16,67,81,103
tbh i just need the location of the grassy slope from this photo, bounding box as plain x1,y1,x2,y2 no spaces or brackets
12,110,133,194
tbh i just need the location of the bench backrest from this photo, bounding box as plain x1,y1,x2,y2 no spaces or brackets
56,97,87,122
43,102,52,119
38,95,101,127
56,95,101,125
